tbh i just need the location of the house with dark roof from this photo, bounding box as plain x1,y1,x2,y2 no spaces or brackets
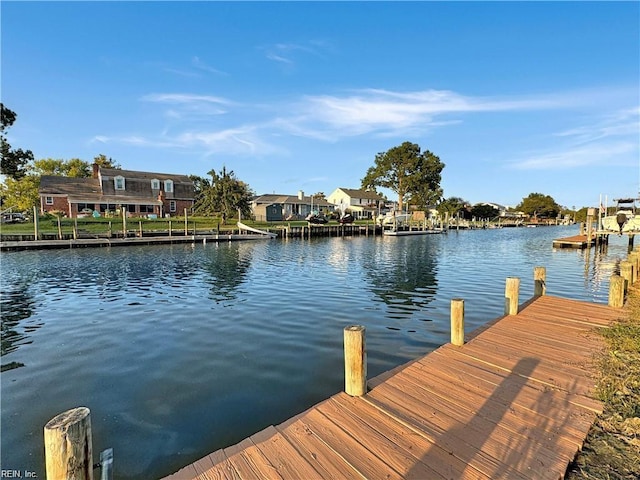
251,190,333,221
39,164,194,218
326,187,386,219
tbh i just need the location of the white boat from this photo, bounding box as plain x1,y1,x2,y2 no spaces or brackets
601,198,640,234
377,212,411,226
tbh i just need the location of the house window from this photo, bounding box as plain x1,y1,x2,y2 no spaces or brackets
164,179,174,193
45,196,54,205
114,175,125,190
169,200,176,213
151,179,160,190
140,204,155,213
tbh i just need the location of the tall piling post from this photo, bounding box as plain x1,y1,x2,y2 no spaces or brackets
450,299,465,346
344,325,366,397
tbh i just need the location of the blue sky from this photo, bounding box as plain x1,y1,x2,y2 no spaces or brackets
2,1,639,209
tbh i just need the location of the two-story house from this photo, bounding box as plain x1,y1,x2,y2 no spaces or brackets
39,164,194,218
326,188,386,220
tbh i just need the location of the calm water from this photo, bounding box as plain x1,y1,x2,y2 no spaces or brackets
0,226,630,478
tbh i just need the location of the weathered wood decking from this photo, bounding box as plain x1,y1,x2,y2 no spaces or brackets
164,295,622,480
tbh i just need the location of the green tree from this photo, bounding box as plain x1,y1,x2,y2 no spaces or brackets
470,203,499,220
518,193,561,218
437,196,468,219
193,167,253,221
93,154,121,169
0,175,40,212
361,141,445,212
33,158,91,177
1,104,34,179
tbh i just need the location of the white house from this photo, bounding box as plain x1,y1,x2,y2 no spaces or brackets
327,188,386,220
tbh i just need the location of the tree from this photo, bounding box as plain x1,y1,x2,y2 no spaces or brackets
0,175,40,212
517,193,561,218
93,154,121,169
437,196,468,219
33,158,91,177
193,167,253,220
1,104,34,179
361,141,444,212
470,203,499,220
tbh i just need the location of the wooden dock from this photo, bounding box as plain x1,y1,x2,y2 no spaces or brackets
0,232,276,251
163,295,622,480
552,234,595,249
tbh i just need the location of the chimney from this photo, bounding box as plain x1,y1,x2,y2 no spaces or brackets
92,163,99,178
298,190,304,200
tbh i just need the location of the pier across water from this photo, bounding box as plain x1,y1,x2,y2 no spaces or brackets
162,293,623,479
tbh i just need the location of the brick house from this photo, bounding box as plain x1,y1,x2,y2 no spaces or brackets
39,165,194,218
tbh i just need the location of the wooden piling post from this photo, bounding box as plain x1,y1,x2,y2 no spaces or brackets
44,406,93,480
344,325,366,397
33,206,39,240
534,266,546,296
450,299,465,346
608,275,625,308
620,261,633,293
628,252,639,284
505,277,520,315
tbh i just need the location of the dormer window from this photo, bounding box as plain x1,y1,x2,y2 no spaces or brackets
151,179,160,190
114,175,125,191
164,179,174,193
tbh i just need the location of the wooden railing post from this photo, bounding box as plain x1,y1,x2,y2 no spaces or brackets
344,325,366,397
44,407,93,480
534,266,546,296
450,299,465,346
609,275,625,308
505,277,520,315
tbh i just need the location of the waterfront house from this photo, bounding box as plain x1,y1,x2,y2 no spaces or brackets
251,191,333,221
38,164,195,218
326,188,386,219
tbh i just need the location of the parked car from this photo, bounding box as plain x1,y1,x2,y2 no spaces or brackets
1,212,27,224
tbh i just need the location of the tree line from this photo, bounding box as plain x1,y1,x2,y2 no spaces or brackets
1,103,568,221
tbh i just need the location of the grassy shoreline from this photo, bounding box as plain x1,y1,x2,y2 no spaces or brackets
566,286,640,479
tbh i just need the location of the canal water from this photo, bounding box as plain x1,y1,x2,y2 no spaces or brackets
0,226,629,478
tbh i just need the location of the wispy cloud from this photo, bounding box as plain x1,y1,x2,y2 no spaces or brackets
262,41,328,66
191,56,228,76
94,87,638,168
510,106,639,170
141,93,234,118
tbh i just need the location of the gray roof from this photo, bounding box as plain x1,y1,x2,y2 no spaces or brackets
335,188,385,200
253,194,332,207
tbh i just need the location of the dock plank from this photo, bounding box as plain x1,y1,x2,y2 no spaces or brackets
164,295,623,480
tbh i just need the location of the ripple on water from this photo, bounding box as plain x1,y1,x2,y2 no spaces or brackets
0,228,632,478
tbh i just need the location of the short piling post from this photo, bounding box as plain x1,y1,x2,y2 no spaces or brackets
44,406,93,480
608,275,625,308
344,325,366,397
620,261,633,293
534,266,546,296
450,299,465,346
505,277,520,315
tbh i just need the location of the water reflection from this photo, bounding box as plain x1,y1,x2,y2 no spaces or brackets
364,236,439,321
201,242,252,303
